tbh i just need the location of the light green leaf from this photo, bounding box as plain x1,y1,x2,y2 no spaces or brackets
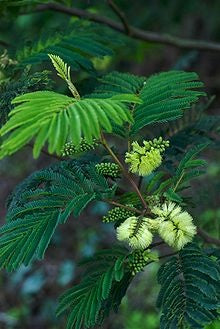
0,91,136,158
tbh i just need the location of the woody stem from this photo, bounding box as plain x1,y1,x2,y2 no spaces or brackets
101,134,148,209
104,200,142,214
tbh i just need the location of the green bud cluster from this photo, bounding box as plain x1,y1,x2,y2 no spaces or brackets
146,137,170,153
128,250,149,275
128,250,159,275
102,206,135,223
95,162,121,178
62,139,98,156
145,195,161,209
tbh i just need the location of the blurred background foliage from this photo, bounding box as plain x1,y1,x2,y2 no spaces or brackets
0,0,219,328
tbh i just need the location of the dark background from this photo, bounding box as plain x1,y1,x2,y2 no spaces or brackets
0,1,219,328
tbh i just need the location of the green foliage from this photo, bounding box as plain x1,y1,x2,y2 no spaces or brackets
162,97,220,153
124,311,159,329
56,247,132,329
15,21,120,73
90,70,205,135
173,111,220,151
0,212,59,271
132,71,205,133
1,0,48,6
91,71,145,97
48,53,71,82
48,54,81,98
165,97,214,138
157,243,220,329
0,70,52,127
119,192,142,207
0,9,218,329
149,143,208,199
0,90,138,158
173,143,208,188
0,160,115,270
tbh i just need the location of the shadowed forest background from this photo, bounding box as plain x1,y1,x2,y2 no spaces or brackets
0,1,219,328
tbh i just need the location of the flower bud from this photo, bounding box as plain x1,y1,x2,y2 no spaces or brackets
95,162,121,178
128,249,159,275
62,138,98,156
102,206,135,223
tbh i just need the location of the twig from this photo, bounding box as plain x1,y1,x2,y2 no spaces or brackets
0,40,10,48
197,228,220,247
143,239,164,252
41,149,61,160
107,0,131,35
138,176,143,189
173,171,184,192
146,251,178,267
159,251,178,259
104,199,142,214
27,143,61,160
150,240,165,248
30,2,220,53
101,134,148,209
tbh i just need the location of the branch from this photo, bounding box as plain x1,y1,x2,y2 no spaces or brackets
104,199,142,214
101,134,148,209
150,240,165,248
138,176,143,189
0,40,10,48
146,251,178,267
27,143,61,160
31,2,220,52
159,251,178,259
107,0,130,35
197,228,220,247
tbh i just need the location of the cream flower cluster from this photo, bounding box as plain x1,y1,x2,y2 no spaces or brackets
116,216,153,249
151,202,197,250
125,137,169,176
116,202,196,251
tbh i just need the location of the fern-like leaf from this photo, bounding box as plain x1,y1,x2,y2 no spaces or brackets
0,70,52,128
133,70,205,132
0,212,59,271
0,91,139,158
0,160,116,270
157,243,220,329
57,247,131,329
154,143,208,196
15,21,121,73
48,53,71,82
91,71,145,97
90,70,205,135
48,54,81,99
171,143,208,191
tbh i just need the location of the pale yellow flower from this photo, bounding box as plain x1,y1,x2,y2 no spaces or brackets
117,216,153,250
138,149,162,176
125,141,164,177
152,201,197,250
